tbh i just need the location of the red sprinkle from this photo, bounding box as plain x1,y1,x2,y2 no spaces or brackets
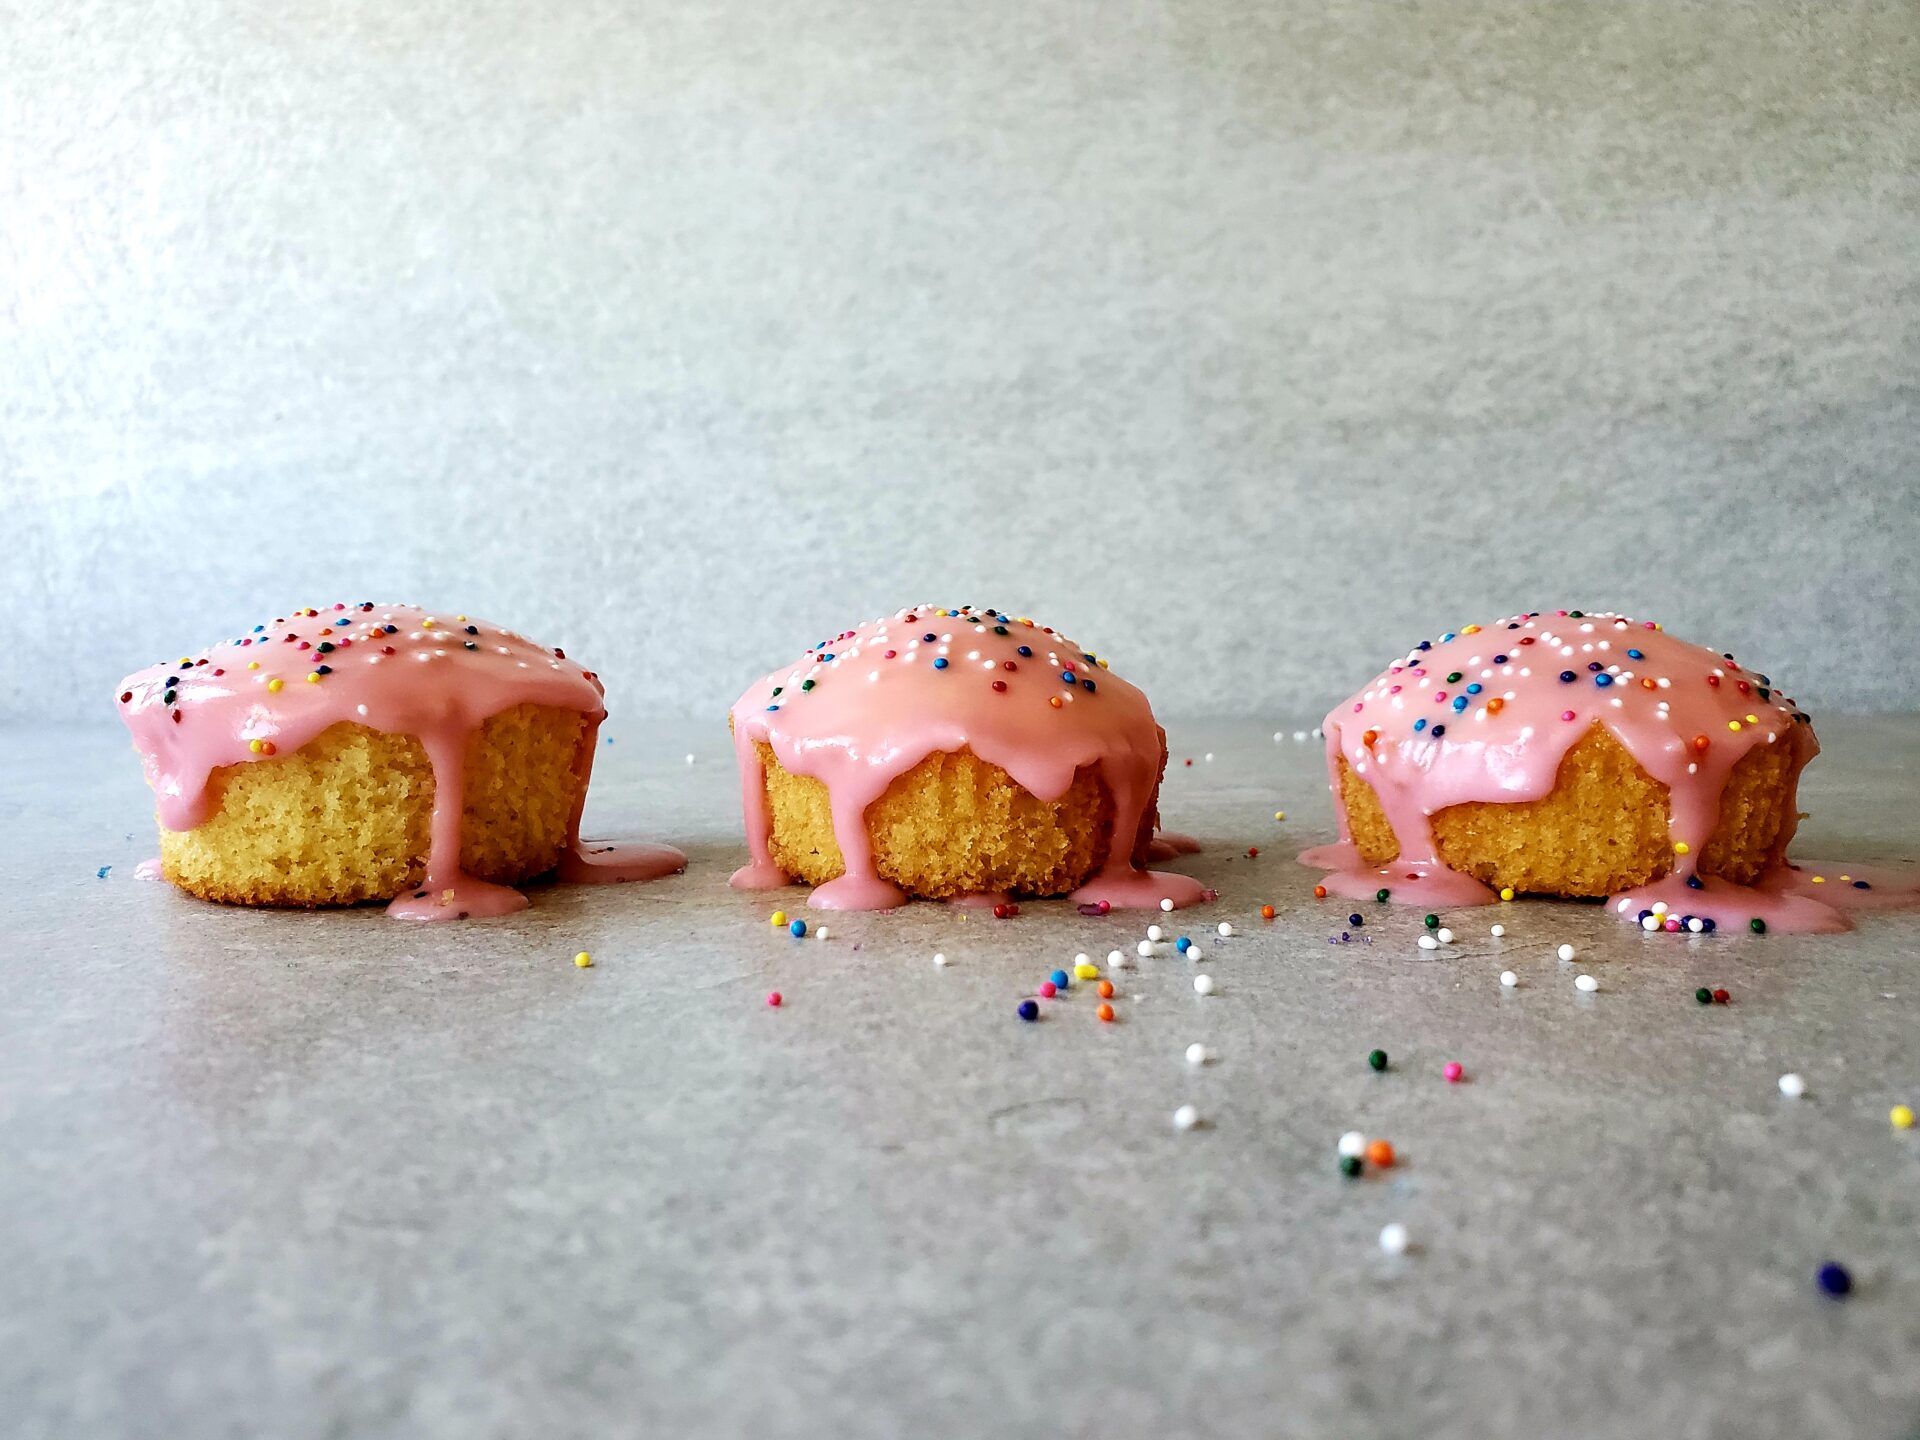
766,991,782,1008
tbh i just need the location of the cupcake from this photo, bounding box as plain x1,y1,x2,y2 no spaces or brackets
116,603,683,920
728,605,1206,910
1300,610,1860,932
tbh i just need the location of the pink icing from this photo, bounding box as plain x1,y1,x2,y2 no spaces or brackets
116,603,684,920
1301,610,1916,933
728,605,1205,911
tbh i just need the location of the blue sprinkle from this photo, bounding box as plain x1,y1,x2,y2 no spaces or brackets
1347,913,1364,927
788,919,807,937
1594,673,1614,687
1061,670,1076,683
1637,910,1653,922
923,633,937,642
1853,880,1871,890
334,619,349,627
821,653,834,663
1492,654,1508,664
932,657,949,670
1416,641,1432,651
1431,724,1447,738
1050,969,1070,988
1452,696,1468,712
1466,683,1482,694
1017,645,1032,657
1627,648,1644,659
1413,718,1427,732
1441,632,1456,643
1701,918,1717,932
1082,679,1096,693
1175,936,1192,953
765,704,780,712
1560,671,1577,683
1018,1000,1040,1022
464,624,478,635
1816,1262,1852,1299
96,865,111,879
252,624,264,633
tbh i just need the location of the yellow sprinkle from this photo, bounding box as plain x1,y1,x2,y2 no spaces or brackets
1073,963,1099,980
1274,810,1286,821
1673,841,1690,856
1746,713,1758,724
422,618,436,629
249,739,265,754
267,678,284,693
1499,887,1515,902
457,614,468,622
770,910,788,926
1728,720,1742,732
1462,624,1481,634
1098,658,1110,669
574,951,593,968
306,672,321,683
1810,875,1826,884
1892,1104,1915,1130
247,661,260,670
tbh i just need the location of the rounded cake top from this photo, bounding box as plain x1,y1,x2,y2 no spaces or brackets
730,603,1163,796
117,602,605,830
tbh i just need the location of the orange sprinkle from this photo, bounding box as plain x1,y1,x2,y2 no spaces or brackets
1049,696,1063,709
1096,979,1114,999
1640,678,1657,690
1260,904,1276,920
1691,734,1711,753
1365,1139,1396,1168
1313,885,1328,899
1095,1003,1115,1023
1362,728,1379,748
1486,697,1504,715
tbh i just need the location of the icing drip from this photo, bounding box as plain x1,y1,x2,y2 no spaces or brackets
117,603,684,920
1301,610,1912,933
728,605,1205,911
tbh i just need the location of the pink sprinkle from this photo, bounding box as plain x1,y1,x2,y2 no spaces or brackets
1389,684,1402,694
1434,692,1448,703
1561,710,1576,721
1038,981,1057,998
766,991,783,1008
1443,1061,1464,1083
1664,918,1682,932
1353,702,1364,713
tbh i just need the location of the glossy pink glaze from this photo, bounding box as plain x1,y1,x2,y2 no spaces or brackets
728,605,1205,911
116,603,684,921
1300,610,1908,933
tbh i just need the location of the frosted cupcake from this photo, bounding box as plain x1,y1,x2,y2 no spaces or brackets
117,603,683,920
729,605,1206,911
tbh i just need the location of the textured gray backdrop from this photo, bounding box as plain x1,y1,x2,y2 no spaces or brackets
4,0,1917,726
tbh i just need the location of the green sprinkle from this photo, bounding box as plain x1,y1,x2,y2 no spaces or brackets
1423,913,1439,929
1375,888,1390,903
1339,1156,1363,1178
1367,1049,1388,1072
1695,987,1713,1005
801,679,815,692
1750,918,1767,934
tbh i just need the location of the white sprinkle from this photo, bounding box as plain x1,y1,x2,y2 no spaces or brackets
1418,935,1439,950
1652,901,1670,916
1490,924,1506,937
932,952,949,966
1217,922,1234,938
1557,943,1576,962
1186,943,1206,962
1779,1072,1807,1098
1160,898,1175,913
1173,1104,1201,1131
1642,915,1661,931
1436,927,1454,944
684,753,695,765
1500,970,1518,987
1137,940,1155,957
1185,1043,1210,1066
1074,953,1091,968
1106,948,1127,968
1193,974,1216,996
1293,730,1309,742
1617,898,1634,914
1274,732,1285,743
1575,973,1598,993
1379,1223,1409,1256
1338,1130,1367,1158
1146,925,1164,942
815,926,829,941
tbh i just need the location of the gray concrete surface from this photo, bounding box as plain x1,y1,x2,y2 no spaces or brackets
2,715,1917,1439
6,0,1920,723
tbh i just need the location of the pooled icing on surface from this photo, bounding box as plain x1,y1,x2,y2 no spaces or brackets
1300,610,1915,933
117,602,683,920
729,604,1206,911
